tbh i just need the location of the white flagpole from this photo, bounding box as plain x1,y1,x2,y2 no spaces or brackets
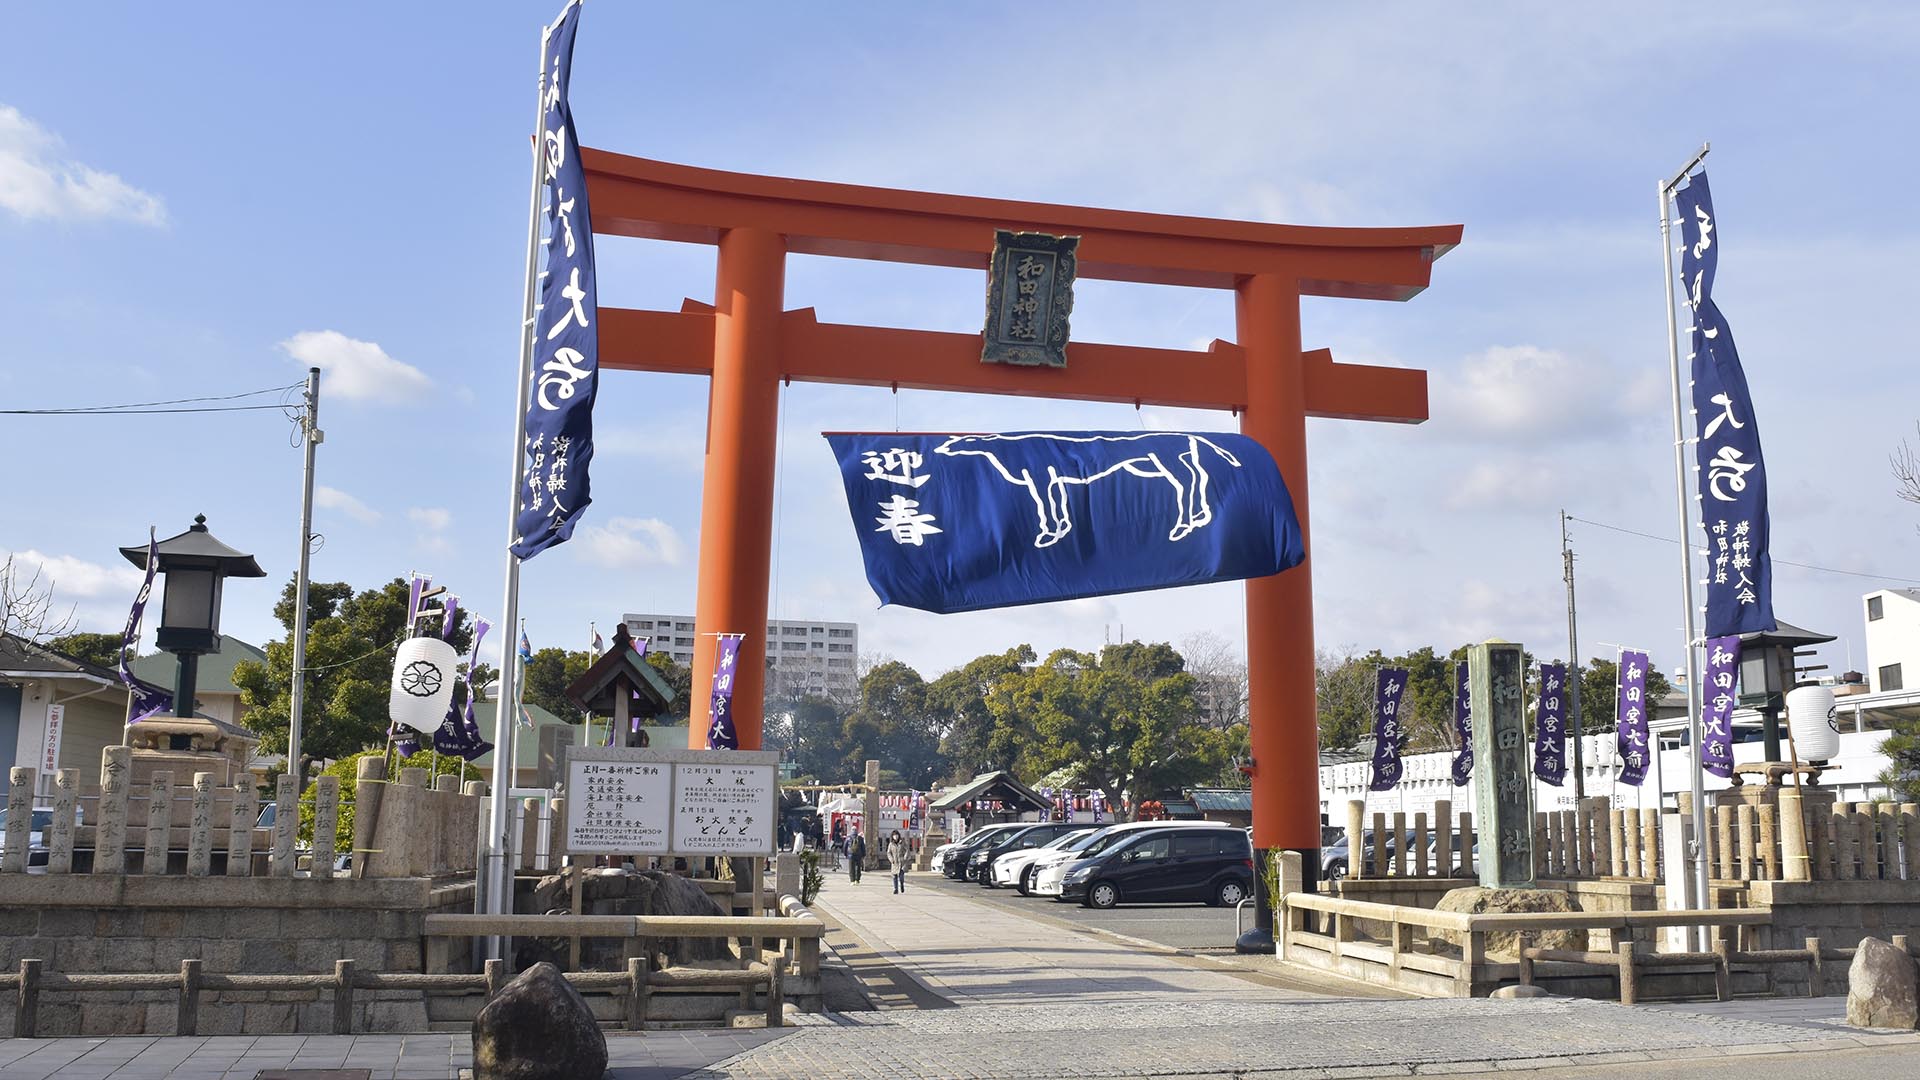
1658,141,1712,948
481,18,555,952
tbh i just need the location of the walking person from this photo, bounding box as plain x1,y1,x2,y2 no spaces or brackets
848,832,867,884
887,830,910,893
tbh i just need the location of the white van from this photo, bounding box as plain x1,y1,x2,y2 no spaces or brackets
1028,819,1232,898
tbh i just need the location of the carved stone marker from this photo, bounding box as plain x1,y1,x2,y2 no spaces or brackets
982,230,1078,368
1469,640,1535,888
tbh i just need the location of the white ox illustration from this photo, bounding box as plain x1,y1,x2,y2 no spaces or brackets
933,433,1243,549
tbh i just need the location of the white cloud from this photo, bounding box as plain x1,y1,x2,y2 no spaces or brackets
315,485,381,524
407,507,452,532
0,105,166,225
1,549,143,599
1432,345,1663,443
578,517,687,569
280,330,432,404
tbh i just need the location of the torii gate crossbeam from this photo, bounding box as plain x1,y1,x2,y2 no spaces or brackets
581,147,1460,918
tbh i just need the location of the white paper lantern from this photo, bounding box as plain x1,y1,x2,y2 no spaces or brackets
1786,684,1840,761
390,637,461,734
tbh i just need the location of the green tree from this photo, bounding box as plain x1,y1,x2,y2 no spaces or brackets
522,647,591,725
1580,655,1674,735
643,651,692,723
1002,644,1227,817
1315,646,1375,751
841,660,945,788
928,645,1036,779
780,694,850,781
1879,717,1920,801
232,577,476,769
45,631,124,670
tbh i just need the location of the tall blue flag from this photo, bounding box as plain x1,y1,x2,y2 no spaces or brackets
1449,662,1472,786
825,431,1304,613
1675,172,1774,637
511,0,598,560
1615,650,1653,787
118,528,174,722
1368,668,1410,792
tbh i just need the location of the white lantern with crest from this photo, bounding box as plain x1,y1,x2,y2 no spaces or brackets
390,636,461,734
1785,684,1840,762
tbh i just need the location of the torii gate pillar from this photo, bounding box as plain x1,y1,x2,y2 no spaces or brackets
1237,272,1320,878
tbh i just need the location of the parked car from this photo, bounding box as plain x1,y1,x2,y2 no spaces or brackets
1030,819,1235,899
969,822,1083,886
1058,825,1255,909
1320,828,1417,881
1428,833,1480,877
993,828,1099,892
939,823,1026,879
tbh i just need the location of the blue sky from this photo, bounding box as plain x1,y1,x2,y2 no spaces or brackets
4,2,1918,687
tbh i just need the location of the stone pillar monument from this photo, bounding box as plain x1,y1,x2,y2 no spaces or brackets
1470,640,1535,888
863,759,881,869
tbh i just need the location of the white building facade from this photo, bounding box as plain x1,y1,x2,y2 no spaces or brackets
622,612,860,704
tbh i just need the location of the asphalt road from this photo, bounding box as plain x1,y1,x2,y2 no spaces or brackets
911,867,1247,951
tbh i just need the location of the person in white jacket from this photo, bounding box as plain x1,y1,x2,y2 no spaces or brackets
886,831,910,893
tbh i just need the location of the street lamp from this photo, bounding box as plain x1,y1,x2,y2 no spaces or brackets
121,515,265,719
1735,620,1835,764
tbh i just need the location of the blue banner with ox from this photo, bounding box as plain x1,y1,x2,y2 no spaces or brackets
1450,662,1472,787
824,431,1304,613
1675,172,1774,637
1368,668,1410,792
1534,663,1568,787
1615,650,1653,787
511,1,599,560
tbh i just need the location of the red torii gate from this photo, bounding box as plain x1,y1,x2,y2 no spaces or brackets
583,146,1459,898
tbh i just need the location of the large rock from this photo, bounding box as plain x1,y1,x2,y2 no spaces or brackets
1847,936,1919,1029
517,868,734,971
1434,886,1586,960
472,962,607,1080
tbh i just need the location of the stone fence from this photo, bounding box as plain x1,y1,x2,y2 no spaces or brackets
1,749,486,881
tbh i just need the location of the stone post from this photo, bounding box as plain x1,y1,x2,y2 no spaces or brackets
1345,800,1366,879
352,755,387,880
1434,799,1453,877
1609,808,1626,877
1758,804,1780,879
312,774,341,881
1639,810,1659,880
227,781,257,877
96,746,131,874
1371,812,1387,878
1469,641,1533,888
1413,812,1429,878
2,768,31,873
863,759,881,869
1736,804,1756,881
1391,811,1407,877
1778,788,1810,881
143,772,173,875
1275,850,1304,960
775,851,800,899
270,774,298,878
49,769,78,874
187,772,215,877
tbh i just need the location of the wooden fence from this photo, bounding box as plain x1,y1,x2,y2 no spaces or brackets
1,749,487,881
1341,796,1920,884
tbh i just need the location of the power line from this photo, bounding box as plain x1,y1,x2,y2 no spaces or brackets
0,382,303,415
1566,514,1920,586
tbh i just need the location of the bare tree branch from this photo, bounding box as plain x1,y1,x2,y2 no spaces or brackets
0,554,80,643
1895,422,1920,509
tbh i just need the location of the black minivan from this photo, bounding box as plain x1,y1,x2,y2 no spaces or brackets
1058,825,1254,908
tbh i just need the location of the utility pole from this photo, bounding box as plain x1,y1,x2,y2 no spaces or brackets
288,367,322,793
1561,510,1585,800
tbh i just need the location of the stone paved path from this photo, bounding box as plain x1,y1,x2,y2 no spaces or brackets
5,871,1919,1078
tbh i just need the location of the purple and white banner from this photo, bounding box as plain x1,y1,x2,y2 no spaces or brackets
1091,790,1105,824
1368,667,1411,792
1534,663,1569,786
706,634,744,749
1450,662,1473,787
1615,650,1652,787
1701,635,1741,779
512,0,599,560
433,617,493,761
1676,172,1775,638
118,528,174,722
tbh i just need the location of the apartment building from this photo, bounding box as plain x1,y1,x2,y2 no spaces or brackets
622,612,860,703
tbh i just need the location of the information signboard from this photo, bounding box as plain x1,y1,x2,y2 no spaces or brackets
562,746,779,857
